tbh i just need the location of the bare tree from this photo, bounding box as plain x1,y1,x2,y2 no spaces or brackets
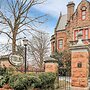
28,31,50,69
0,0,47,54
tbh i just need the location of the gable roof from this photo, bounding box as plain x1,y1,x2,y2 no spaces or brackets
55,14,67,31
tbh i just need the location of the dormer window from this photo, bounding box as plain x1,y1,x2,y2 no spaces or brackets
82,10,86,20
81,6,87,20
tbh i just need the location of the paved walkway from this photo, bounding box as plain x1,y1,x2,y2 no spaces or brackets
56,87,89,90
71,87,89,90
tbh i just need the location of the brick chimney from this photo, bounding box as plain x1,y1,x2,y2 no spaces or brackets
67,1,75,21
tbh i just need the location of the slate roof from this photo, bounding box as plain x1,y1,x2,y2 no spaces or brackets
56,14,67,31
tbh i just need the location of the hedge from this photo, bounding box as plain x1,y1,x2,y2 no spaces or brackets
8,72,56,90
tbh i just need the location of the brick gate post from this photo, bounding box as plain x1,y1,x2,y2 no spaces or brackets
44,57,58,73
70,37,89,88
44,57,59,88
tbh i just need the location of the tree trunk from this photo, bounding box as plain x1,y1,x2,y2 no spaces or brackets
12,33,16,54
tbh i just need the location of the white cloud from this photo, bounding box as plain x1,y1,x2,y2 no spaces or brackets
33,0,70,17
33,0,80,17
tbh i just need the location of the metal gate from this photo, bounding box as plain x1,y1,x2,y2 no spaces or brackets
59,67,71,90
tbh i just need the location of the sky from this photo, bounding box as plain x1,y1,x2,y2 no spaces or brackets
0,0,88,44
31,0,81,35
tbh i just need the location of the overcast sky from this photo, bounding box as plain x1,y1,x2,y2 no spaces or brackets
0,0,88,44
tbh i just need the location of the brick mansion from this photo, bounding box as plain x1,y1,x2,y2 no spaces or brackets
51,0,90,54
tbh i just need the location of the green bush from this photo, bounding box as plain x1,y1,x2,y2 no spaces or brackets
0,67,7,76
0,77,5,88
13,79,27,90
8,72,56,90
0,75,9,88
9,74,28,90
28,76,41,88
39,72,56,89
9,74,20,88
0,66,11,88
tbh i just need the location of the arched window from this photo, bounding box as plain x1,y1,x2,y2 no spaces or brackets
81,6,87,20
82,10,86,20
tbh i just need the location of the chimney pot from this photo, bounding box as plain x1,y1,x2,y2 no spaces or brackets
67,1,75,21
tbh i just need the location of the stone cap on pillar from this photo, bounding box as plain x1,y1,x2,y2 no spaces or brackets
44,57,58,63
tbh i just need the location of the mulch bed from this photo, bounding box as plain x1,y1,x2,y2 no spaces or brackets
0,84,13,90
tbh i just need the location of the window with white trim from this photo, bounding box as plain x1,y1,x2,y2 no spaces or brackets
82,10,86,20
58,39,63,49
81,6,86,20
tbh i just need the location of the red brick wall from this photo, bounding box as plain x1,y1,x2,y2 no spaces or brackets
51,0,90,54
56,31,68,52
51,31,68,54
67,0,90,42
45,63,58,73
51,40,55,54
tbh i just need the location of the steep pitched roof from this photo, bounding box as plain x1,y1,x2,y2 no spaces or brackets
55,14,67,31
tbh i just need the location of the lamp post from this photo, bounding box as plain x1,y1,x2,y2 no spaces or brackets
23,37,28,73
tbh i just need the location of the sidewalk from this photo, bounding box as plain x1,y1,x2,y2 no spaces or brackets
71,87,89,90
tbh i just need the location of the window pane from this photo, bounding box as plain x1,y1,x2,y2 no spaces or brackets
74,30,78,40
82,7,86,10
82,11,86,20
82,11,86,15
58,40,63,48
79,30,83,35
85,29,88,39
82,15,86,20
